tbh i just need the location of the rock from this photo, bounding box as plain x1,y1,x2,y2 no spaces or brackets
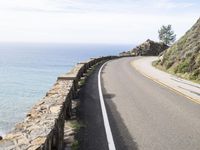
132,39,169,56
31,137,46,145
120,39,169,56
5,133,22,139
0,139,16,148
0,136,2,140
50,105,61,114
119,51,133,56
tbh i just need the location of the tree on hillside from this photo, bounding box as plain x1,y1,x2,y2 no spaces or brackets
158,25,176,45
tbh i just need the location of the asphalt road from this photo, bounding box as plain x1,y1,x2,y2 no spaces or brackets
78,57,200,150
78,64,108,150
102,57,200,150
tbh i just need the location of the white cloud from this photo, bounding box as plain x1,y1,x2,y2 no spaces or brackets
0,0,196,13
0,0,199,44
153,0,194,9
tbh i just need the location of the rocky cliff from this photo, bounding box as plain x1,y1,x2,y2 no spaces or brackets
133,39,168,56
120,39,168,56
156,18,200,82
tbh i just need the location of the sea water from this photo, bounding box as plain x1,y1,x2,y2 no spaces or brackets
0,42,133,135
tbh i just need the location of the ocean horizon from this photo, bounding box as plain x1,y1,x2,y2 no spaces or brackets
0,42,133,135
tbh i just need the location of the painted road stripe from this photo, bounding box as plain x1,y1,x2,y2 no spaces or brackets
131,60,200,105
98,61,116,150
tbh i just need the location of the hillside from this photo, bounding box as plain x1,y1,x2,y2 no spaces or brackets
155,18,200,82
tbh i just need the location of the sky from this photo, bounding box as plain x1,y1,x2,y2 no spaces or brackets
0,0,199,44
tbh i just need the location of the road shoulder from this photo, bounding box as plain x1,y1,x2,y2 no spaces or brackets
131,57,200,103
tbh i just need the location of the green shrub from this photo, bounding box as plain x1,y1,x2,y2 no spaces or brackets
195,55,200,65
165,61,174,69
175,60,190,73
72,140,79,150
189,69,200,80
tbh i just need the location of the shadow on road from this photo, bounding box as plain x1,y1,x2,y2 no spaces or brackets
76,64,109,150
76,61,138,150
102,89,138,150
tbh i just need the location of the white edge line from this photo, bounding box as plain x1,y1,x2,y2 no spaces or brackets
98,61,116,150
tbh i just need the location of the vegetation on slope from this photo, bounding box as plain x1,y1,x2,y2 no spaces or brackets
155,18,200,83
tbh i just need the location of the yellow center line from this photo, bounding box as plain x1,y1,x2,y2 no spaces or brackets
130,60,200,105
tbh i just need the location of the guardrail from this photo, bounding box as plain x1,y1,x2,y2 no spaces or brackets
0,56,118,150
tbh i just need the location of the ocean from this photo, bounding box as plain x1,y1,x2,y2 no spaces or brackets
0,43,133,135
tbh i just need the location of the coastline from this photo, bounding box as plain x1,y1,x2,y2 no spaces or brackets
0,43,132,136
0,56,118,149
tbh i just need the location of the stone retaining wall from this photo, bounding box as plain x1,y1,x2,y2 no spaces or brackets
0,56,117,150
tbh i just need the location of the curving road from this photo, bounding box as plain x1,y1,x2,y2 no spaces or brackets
101,57,200,150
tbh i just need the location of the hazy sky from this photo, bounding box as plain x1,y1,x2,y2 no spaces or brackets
0,0,199,44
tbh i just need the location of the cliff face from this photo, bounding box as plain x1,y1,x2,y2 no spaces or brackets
157,18,200,82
